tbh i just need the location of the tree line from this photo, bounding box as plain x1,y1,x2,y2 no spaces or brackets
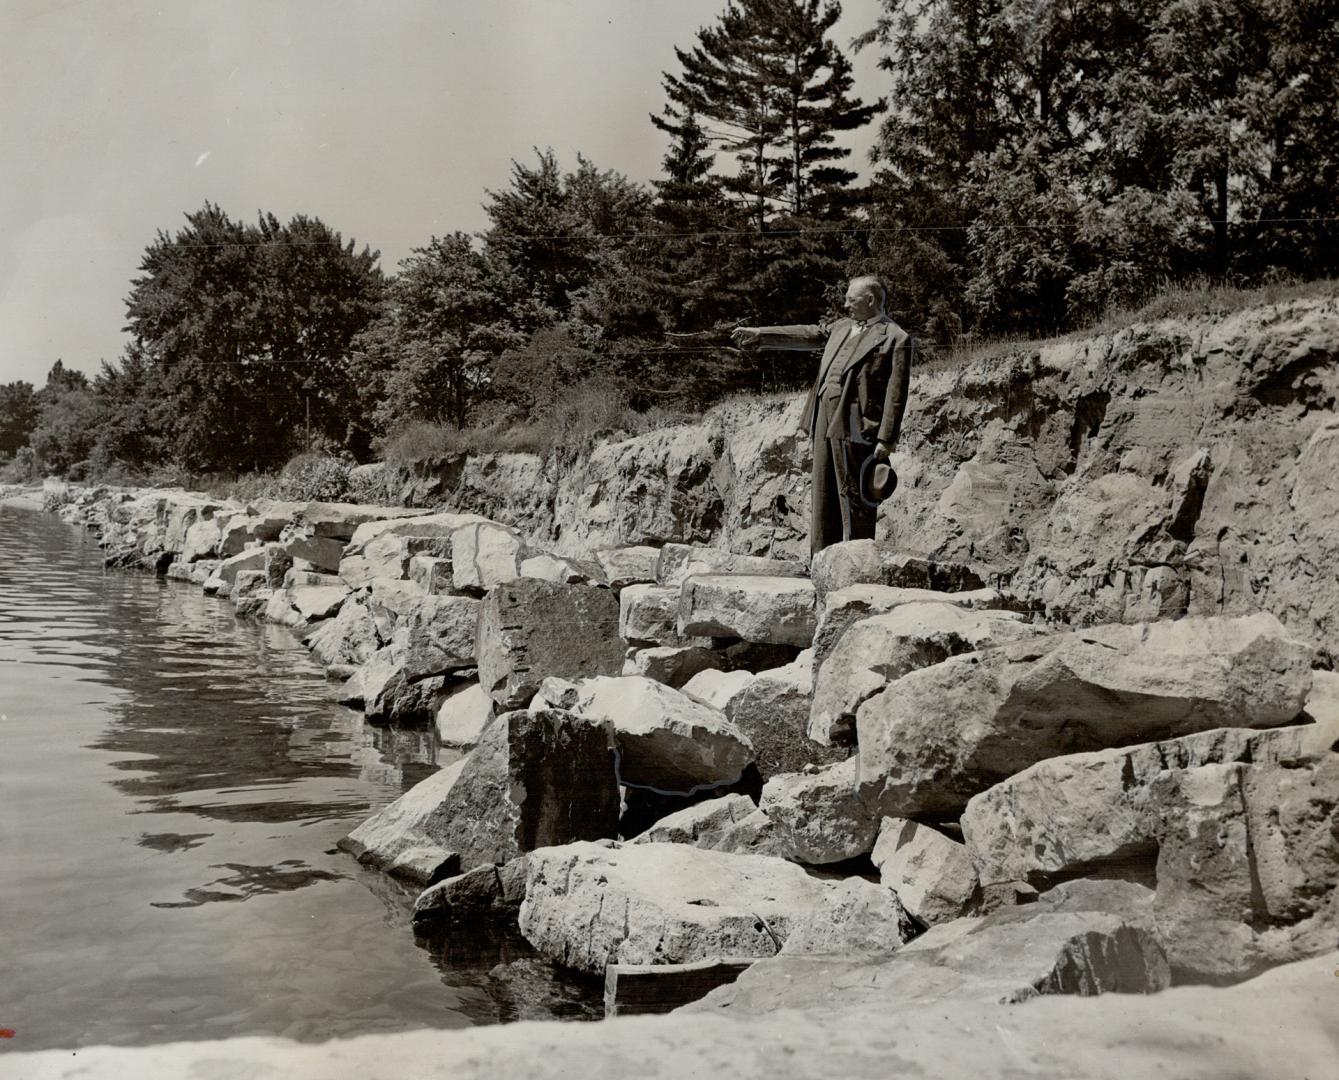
4,0,1335,478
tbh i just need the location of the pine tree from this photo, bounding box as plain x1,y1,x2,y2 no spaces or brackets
654,0,884,229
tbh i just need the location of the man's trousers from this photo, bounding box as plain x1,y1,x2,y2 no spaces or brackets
810,431,876,556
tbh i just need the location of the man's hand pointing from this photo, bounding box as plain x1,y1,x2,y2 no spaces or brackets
730,327,761,348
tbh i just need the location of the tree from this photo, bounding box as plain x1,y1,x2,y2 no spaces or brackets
28,361,99,475
654,0,884,227
0,381,40,457
124,204,383,471
352,233,520,432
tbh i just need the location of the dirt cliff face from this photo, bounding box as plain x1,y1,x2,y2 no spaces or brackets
416,298,1335,653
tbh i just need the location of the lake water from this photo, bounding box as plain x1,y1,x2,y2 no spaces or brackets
0,504,597,1053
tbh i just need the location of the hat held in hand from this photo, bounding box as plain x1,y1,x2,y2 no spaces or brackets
858,455,898,508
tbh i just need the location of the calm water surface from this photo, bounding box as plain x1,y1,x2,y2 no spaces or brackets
0,505,596,1052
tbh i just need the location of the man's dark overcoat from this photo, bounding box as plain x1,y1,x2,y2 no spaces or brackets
756,315,913,554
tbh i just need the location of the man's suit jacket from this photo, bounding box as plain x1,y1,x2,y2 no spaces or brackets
756,315,914,447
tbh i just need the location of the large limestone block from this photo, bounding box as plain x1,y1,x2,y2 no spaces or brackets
858,613,1313,819
367,576,427,638
452,521,528,594
296,501,429,541
476,579,624,710
1152,754,1339,982
625,645,721,688
339,758,467,883
303,597,381,668
753,757,882,864
810,540,985,603
519,841,912,977
518,553,592,585
681,668,756,710
390,594,480,680
344,509,487,551
355,646,447,723
412,857,529,926
282,533,347,574
534,675,753,794
961,714,1338,888
181,516,223,562
813,583,1006,672
427,710,620,870
722,650,843,778
594,545,661,589
631,793,758,846
619,584,683,645
435,681,493,750
872,818,979,926
678,574,816,647
407,554,454,595
215,547,268,586
289,584,348,622
810,602,1039,745
691,880,1169,1015
655,544,806,588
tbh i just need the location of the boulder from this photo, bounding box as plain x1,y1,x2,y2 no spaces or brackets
619,584,686,645
356,646,448,724
289,584,348,622
476,579,624,710
533,675,753,794
678,574,817,647
390,594,480,680
655,543,806,588
725,650,844,776
296,501,429,541
691,880,1168,1015
338,758,468,882
680,668,755,710
302,597,382,668
810,601,1039,745
451,521,528,594
407,555,453,594
594,545,661,589
961,714,1338,888
181,516,223,562
344,509,487,551
813,583,1006,672
631,793,758,846
229,570,271,619
752,757,882,864
367,576,427,638
214,546,268,586
424,709,620,869
518,553,592,585
858,613,1313,819
1151,752,1339,982
518,841,914,977
872,817,980,926
281,533,346,574
810,540,985,603
412,857,529,926
435,681,493,751
624,645,721,688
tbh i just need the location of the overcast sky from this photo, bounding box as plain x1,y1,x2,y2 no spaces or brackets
0,0,885,387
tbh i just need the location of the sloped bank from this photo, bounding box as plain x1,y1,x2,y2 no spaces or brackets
371,297,1338,654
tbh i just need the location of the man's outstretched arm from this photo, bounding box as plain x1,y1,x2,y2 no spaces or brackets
731,323,829,350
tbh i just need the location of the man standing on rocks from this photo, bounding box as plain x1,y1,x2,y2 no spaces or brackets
732,275,914,556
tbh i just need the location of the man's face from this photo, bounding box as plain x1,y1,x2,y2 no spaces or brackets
844,282,880,322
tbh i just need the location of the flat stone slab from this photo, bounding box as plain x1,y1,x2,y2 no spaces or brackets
656,544,806,588
678,574,817,648
519,841,913,977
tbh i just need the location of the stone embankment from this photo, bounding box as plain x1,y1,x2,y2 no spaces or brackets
37,296,1338,1074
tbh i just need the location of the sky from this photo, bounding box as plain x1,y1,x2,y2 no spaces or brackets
0,0,886,387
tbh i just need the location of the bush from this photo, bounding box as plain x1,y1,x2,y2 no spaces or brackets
277,453,352,502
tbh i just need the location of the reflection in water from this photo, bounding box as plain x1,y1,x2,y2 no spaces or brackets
150,861,347,908
0,505,598,1051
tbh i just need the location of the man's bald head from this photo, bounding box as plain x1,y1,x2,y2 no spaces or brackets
850,275,887,310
